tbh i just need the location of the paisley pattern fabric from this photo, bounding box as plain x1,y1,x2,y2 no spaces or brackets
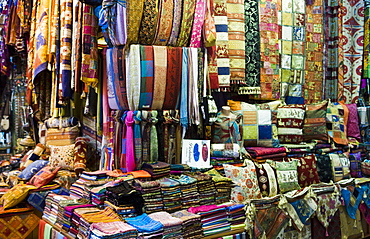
126,0,144,44
139,0,159,45
176,0,196,46
153,0,174,46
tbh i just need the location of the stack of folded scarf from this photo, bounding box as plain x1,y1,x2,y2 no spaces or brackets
78,207,122,239
27,187,70,213
89,221,139,239
169,164,191,175
148,211,183,238
171,209,203,238
70,207,101,238
205,169,233,204
42,193,76,224
133,180,164,213
61,204,94,233
226,203,246,230
69,171,109,199
186,172,217,205
172,174,200,209
157,177,182,213
105,180,144,215
246,147,287,163
104,200,137,218
189,205,231,237
124,213,164,239
130,170,152,181
142,162,171,179
83,179,111,205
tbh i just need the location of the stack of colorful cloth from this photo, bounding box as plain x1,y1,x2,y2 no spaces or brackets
189,205,231,237
169,164,191,175
104,200,137,218
186,172,217,205
124,213,164,238
70,207,101,238
205,169,233,204
171,209,203,238
246,147,287,163
83,179,111,205
61,204,94,233
172,174,200,209
142,162,171,179
226,203,246,231
148,211,183,238
133,180,164,213
78,207,122,239
42,193,75,224
131,170,152,181
69,171,109,199
89,221,139,239
157,177,182,213
27,187,69,213
105,180,144,215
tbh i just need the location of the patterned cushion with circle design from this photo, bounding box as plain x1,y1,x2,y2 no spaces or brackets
49,144,75,170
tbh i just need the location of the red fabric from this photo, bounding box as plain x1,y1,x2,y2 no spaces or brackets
163,47,182,109
246,147,287,157
311,210,341,239
346,103,361,141
293,154,321,187
38,219,46,239
27,166,60,188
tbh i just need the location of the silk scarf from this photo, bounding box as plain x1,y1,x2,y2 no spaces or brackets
126,44,141,111
150,111,159,163
176,0,196,47
126,0,144,44
139,45,154,110
167,0,183,46
112,46,129,110
180,47,189,129
106,48,120,109
139,0,159,45
153,0,174,45
163,47,182,109
188,48,200,125
189,0,206,47
152,46,167,110
134,111,143,169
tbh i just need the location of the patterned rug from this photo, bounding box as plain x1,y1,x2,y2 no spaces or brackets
0,211,39,239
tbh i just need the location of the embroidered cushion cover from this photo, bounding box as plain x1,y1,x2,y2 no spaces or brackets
277,104,306,144
18,160,49,180
269,159,301,193
303,101,328,142
293,154,321,187
49,144,75,170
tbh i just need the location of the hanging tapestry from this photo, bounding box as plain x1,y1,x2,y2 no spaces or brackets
279,0,305,99
259,0,280,98
214,0,231,89
126,0,144,44
341,0,364,103
227,0,245,84
304,0,324,103
324,0,340,101
243,0,261,92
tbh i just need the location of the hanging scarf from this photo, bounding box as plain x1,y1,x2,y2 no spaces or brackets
141,110,151,163
163,47,182,110
139,45,154,110
134,111,143,169
125,111,136,172
167,0,183,46
180,47,189,129
188,48,200,125
81,4,99,87
120,112,127,171
153,0,174,45
126,0,144,44
138,0,159,45
152,46,167,110
106,48,120,109
150,111,159,163
126,44,141,111
112,46,129,110
176,0,196,47
203,0,216,47
189,0,206,48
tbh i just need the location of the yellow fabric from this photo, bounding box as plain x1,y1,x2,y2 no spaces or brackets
0,184,37,209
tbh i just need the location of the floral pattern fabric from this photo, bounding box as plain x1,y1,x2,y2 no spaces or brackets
49,144,75,171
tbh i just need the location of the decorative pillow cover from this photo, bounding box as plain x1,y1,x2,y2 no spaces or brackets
27,166,60,188
49,144,75,170
293,154,321,187
0,184,37,209
349,152,362,178
303,101,328,142
315,154,334,183
326,102,348,145
277,104,306,144
18,160,49,181
254,162,279,197
269,159,301,193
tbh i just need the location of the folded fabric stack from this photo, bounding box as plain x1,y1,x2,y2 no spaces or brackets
83,179,111,205
205,169,233,204
56,198,90,230
131,170,152,181
226,204,246,230
157,177,182,213
171,209,203,239
172,174,200,209
70,207,101,238
148,211,183,238
69,172,108,199
246,147,287,163
27,187,70,213
169,164,191,175
105,180,144,216
104,200,137,218
186,172,217,205
124,213,164,239
142,162,171,179
133,180,164,213
211,157,243,171
78,207,122,239
42,193,75,224
189,205,231,237
89,221,138,239
62,204,94,233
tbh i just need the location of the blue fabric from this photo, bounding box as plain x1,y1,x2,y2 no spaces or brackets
342,186,365,219
18,160,49,180
27,187,69,212
285,96,305,104
124,213,163,233
180,48,189,129
290,199,315,225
